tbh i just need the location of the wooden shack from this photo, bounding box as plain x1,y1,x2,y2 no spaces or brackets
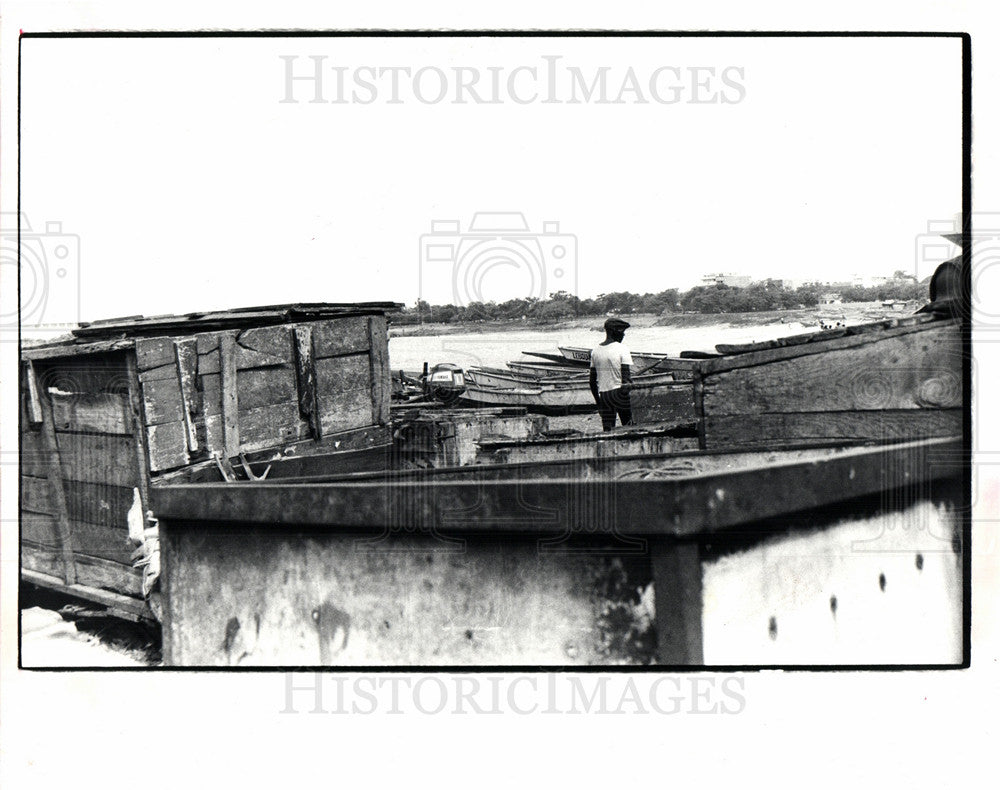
19,303,400,619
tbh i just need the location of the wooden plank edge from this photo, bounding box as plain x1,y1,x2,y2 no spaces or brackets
21,568,154,622
699,318,961,375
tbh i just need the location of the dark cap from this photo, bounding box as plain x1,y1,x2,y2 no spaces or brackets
604,317,630,331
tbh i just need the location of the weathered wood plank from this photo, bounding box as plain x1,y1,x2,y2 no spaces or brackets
220,333,241,458
61,480,137,530
175,339,202,454
233,326,292,368
135,337,176,371
294,325,321,439
21,509,60,544
21,569,152,620
21,475,57,515
21,511,134,564
702,324,963,416
700,319,960,375
205,402,312,454
125,354,154,532
24,362,43,423
316,355,374,435
22,542,143,597
147,421,189,472
21,338,134,361
139,375,185,426
630,383,697,426
50,392,133,435
311,316,371,359
368,316,389,425
702,409,963,449
714,313,936,356
33,354,131,393
30,360,78,584
21,541,66,579
18,431,51,479
52,432,141,486
138,362,178,383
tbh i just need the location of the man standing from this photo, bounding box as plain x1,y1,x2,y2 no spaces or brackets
589,317,634,431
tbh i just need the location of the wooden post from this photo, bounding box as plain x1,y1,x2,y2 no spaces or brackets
174,339,201,455
367,316,389,425
219,333,240,458
293,326,321,440
125,354,154,525
651,538,704,665
28,361,77,585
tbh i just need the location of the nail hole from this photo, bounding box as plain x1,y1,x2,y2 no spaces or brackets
465,629,474,641
768,616,778,640
915,553,924,571
830,595,838,616
879,573,886,592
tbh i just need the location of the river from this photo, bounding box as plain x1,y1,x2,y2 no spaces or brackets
387,318,817,372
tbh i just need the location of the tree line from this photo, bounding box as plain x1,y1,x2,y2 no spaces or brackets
394,275,927,325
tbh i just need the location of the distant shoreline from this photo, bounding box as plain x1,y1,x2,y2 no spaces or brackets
388,301,922,337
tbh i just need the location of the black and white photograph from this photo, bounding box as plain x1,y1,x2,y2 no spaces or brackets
1,7,997,787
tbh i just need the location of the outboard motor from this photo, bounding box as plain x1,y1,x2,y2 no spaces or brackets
424,363,466,405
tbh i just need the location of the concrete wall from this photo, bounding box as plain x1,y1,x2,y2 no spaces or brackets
701,499,963,664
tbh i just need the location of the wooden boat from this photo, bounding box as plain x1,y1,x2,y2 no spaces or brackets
631,312,963,448
521,350,588,366
465,366,586,388
19,303,400,621
151,434,965,666
458,372,681,414
558,344,673,371
507,360,588,375
21,263,970,666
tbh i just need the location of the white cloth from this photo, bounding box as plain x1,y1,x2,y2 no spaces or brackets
590,341,634,393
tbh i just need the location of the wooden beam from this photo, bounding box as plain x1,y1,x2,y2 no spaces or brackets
367,316,389,425
703,409,963,449
125,354,154,523
23,362,43,424
174,338,202,454
293,325,321,440
219,333,241,458
699,319,959,375
21,568,154,621
651,539,704,665
28,360,77,585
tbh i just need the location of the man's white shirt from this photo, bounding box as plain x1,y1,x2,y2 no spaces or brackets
590,341,634,393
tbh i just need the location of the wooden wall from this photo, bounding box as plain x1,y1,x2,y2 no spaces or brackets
20,312,392,601
698,319,964,449
20,354,144,594
134,315,390,472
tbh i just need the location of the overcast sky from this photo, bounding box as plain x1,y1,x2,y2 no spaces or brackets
17,34,962,331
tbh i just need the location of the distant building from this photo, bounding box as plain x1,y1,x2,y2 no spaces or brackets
701,273,752,288
851,274,890,288
819,292,843,305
